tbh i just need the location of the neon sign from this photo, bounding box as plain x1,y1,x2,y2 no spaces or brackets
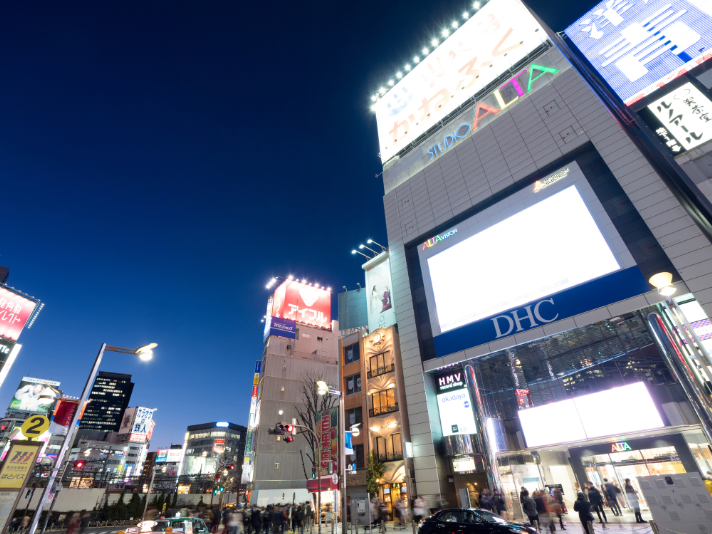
422,229,457,251
611,441,632,453
427,63,559,160
533,168,569,192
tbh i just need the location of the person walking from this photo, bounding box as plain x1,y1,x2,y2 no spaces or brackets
549,490,564,531
251,506,263,534
263,507,272,534
585,483,607,525
493,490,505,518
521,489,539,532
602,479,621,516
65,513,80,534
534,490,549,532
20,516,31,534
272,506,284,534
573,493,593,534
624,479,645,523
294,506,304,534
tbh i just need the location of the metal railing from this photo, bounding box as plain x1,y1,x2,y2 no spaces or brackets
369,403,399,417
377,451,404,462
367,363,394,379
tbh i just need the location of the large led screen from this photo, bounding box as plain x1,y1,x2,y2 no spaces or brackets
564,0,712,105
373,0,546,160
427,186,619,334
518,382,664,447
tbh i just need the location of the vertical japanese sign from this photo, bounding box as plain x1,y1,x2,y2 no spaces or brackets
639,82,712,155
242,361,261,484
316,407,338,476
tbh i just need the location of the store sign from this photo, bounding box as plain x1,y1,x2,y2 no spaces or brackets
373,0,548,159
437,389,477,436
266,317,297,340
452,457,476,472
533,168,569,192
131,407,154,436
316,407,338,475
564,0,712,105
435,371,465,393
272,279,331,329
364,254,396,332
0,442,42,489
645,83,712,154
422,229,457,251
0,287,37,342
611,441,632,453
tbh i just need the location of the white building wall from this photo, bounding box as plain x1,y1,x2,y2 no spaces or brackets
381,48,712,499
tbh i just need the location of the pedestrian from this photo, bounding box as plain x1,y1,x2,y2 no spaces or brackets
79,511,91,534
263,507,272,534
272,505,283,534
552,488,565,530
65,513,80,534
613,482,625,509
305,502,312,531
573,493,593,534
395,496,406,530
519,487,527,506
480,490,493,511
493,490,505,517
520,489,539,532
231,507,243,534
624,479,645,523
378,500,388,533
206,508,215,532
585,483,606,525
602,479,620,516
542,491,557,533
251,506,263,534
534,490,549,531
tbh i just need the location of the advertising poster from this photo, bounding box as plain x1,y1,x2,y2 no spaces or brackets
364,254,396,332
118,407,136,434
316,406,339,476
565,0,712,105
131,407,154,435
242,361,261,484
0,442,42,489
49,399,79,436
7,377,61,414
271,280,331,329
0,287,37,342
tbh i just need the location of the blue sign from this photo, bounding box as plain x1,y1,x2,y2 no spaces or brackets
433,266,650,357
254,361,261,374
564,0,712,104
265,317,297,340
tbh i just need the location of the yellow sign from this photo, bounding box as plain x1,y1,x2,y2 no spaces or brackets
0,443,41,489
20,415,50,439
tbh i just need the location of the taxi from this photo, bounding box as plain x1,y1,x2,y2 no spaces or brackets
121,518,209,534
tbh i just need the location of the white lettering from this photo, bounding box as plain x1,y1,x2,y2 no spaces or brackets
492,315,514,338
534,299,559,323
511,305,538,332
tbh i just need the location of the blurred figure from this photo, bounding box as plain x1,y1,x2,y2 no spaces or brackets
65,513,80,534
585,483,606,525
480,489,493,511
573,493,592,534
520,489,539,532
551,488,565,530
493,490,505,517
624,479,644,523
602,479,620,516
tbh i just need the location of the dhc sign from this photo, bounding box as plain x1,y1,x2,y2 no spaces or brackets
433,266,651,358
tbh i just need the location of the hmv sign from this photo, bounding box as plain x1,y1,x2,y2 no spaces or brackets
435,370,465,393
433,266,651,359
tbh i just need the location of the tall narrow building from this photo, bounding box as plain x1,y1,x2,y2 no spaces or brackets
76,371,134,442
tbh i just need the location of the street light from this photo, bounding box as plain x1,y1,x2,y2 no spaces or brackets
359,244,379,255
317,381,346,534
31,342,156,534
649,272,677,296
352,249,371,259
367,239,388,252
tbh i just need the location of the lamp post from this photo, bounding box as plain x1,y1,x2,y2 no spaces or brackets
143,465,167,520
316,381,346,534
29,342,156,534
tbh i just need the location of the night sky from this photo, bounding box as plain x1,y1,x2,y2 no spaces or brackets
0,0,599,449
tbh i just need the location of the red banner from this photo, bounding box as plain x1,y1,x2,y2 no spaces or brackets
271,280,331,329
49,399,79,436
307,476,338,492
0,287,36,342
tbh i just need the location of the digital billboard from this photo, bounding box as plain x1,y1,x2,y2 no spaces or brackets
372,0,547,160
8,377,61,414
437,388,477,437
426,185,620,334
272,280,331,329
564,0,712,105
118,407,136,434
364,254,396,332
156,448,183,463
0,286,37,342
518,382,663,447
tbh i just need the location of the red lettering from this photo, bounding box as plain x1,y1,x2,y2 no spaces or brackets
417,89,451,123
455,56,479,92
472,103,500,129
492,28,522,57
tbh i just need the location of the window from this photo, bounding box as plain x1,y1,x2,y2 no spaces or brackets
375,433,402,461
439,511,459,523
371,389,397,415
346,407,362,426
353,444,365,469
346,374,361,396
368,351,392,378
345,344,360,364
302,333,311,339
317,337,323,341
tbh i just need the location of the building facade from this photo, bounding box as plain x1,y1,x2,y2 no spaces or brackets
77,371,134,440
369,0,712,519
181,422,246,476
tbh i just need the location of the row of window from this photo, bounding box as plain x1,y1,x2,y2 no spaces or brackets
345,353,395,394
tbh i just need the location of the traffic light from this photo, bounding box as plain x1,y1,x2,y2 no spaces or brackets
311,467,316,479
220,486,225,492
25,489,31,498
73,460,84,469
227,464,235,470
284,436,294,443
213,487,218,495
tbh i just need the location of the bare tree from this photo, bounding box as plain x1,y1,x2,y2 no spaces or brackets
294,371,338,479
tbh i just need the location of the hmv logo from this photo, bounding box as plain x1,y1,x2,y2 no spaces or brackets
437,372,464,392
492,298,559,339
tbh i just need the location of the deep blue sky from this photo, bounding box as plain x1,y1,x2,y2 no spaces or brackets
0,0,598,449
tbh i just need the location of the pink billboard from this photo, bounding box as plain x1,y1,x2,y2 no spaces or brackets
0,287,36,342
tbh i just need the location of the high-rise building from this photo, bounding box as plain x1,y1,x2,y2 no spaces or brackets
77,372,134,440
367,0,712,519
245,278,339,507
181,422,246,476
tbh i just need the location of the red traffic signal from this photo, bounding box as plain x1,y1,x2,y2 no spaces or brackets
227,464,235,470
285,425,294,433
73,460,84,469
284,436,294,443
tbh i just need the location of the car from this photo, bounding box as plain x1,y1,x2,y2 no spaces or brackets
149,517,210,534
418,509,537,534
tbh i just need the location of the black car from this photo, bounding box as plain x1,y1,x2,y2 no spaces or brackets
418,509,536,534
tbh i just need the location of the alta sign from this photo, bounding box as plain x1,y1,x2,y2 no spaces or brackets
611,441,632,453
423,229,457,251
426,64,560,160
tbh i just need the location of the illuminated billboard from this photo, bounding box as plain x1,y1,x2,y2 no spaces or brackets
564,0,712,105
518,382,664,447
0,286,37,342
272,280,331,329
156,449,183,463
372,0,547,160
427,185,619,334
118,407,135,434
364,254,396,332
437,388,477,437
8,377,61,414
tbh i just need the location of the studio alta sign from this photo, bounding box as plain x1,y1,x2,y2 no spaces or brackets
423,229,457,250
426,63,560,160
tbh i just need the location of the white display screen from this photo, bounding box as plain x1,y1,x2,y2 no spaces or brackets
518,399,587,448
427,186,620,333
437,388,477,436
518,382,664,448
